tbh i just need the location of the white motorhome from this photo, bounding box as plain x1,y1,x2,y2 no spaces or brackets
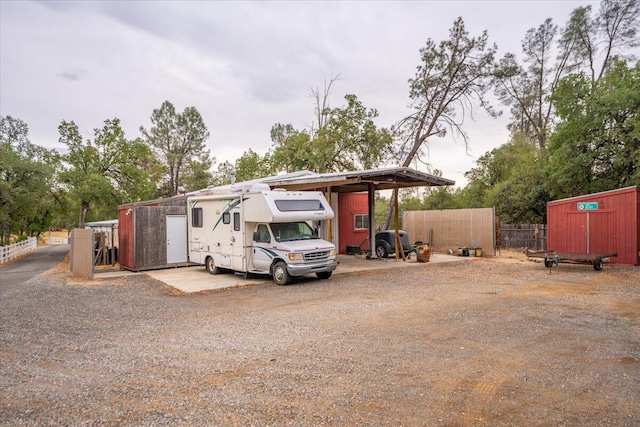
187,184,337,285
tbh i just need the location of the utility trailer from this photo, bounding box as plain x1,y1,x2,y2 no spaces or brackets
527,250,618,271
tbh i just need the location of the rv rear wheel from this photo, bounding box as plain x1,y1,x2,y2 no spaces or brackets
272,261,291,286
205,256,220,275
316,271,332,280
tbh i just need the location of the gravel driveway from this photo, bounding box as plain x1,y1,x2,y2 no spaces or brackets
1,256,639,426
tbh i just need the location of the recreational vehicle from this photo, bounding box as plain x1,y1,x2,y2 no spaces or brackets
187,184,337,285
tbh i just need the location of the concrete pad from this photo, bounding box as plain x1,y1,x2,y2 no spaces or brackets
145,266,269,293
139,253,471,293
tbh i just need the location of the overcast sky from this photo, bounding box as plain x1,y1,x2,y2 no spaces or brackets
1,0,598,187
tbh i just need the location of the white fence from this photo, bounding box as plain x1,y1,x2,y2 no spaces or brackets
49,236,69,245
0,237,38,264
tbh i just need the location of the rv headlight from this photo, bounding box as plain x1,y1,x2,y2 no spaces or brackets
329,249,336,257
288,253,304,261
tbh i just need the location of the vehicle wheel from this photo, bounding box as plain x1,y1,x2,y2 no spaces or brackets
544,258,552,268
594,257,604,271
272,261,291,285
376,242,390,258
316,271,332,280
205,256,220,275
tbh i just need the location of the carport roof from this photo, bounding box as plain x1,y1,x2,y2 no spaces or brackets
219,167,455,193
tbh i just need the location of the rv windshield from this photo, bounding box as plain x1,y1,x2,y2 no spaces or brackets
271,222,318,242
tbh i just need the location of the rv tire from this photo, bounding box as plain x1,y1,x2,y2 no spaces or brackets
205,256,221,275
272,261,291,286
316,271,332,280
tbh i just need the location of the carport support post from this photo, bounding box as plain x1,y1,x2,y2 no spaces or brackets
394,187,405,261
327,186,333,244
368,182,377,258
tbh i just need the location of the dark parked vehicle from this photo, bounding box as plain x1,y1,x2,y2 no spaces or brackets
375,230,413,258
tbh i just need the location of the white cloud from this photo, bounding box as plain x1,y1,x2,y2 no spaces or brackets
1,0,599,187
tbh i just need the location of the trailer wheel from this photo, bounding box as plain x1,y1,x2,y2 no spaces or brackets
594,257,604,271
272,261,291,286
544,258,552,268
205,256,220,275
316,271,332,280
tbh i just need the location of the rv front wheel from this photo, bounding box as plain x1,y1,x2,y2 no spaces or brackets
205,256,220,275
272,262,291,286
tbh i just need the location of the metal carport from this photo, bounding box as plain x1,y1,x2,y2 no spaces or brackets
219,167,455,258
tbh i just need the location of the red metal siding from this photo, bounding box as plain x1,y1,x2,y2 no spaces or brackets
118,206,134,270
547,186,639,265
338,193,370,254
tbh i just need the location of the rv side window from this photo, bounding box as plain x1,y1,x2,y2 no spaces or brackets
233,212,240,231
274,199,325,211
223,212,230,224
192,208,203,228
255,224,270,243
354,214,369,230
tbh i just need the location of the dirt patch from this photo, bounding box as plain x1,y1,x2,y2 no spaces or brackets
2,257,638,425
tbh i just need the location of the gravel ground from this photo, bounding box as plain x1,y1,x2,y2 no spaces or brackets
1,256,639,426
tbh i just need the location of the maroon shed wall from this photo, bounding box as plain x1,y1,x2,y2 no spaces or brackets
547,186,639,265
338,193,370,254
117,206,134,270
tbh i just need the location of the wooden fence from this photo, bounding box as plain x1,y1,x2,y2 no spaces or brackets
403,208,496,256
499,224,547,251
0,237,38,264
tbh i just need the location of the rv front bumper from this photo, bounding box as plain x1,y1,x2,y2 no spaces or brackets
287,259,338,277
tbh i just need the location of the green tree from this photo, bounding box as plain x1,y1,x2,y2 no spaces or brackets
141,101,212,195
59,119,159,227
0,117,58,244
385,17,499,228
459,133,548,223
269,78,393,174
211,160,235,187
495,0,639,148
546,60,640,199
494,18,566,148
269,126,314,173
235,149,273,182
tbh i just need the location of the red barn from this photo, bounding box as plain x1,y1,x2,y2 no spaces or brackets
547,186,640,265
338,193,371,254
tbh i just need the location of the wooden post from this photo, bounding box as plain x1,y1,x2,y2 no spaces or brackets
368,182,376,258
394,188,406,261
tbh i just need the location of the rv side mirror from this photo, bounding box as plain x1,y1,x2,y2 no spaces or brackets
253,231,260,242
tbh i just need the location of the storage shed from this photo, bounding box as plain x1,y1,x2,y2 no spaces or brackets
547,186,640,265
118,195,191,271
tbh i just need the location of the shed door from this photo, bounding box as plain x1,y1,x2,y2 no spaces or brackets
588,211,615,254
566,213,587,253
566,211,615,254
167,215,188,264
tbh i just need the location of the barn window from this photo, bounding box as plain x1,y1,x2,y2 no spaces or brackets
192,208,203,228
355,214,369,230
233,212,240,231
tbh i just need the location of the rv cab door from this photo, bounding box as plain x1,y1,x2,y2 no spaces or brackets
251,223,272,273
